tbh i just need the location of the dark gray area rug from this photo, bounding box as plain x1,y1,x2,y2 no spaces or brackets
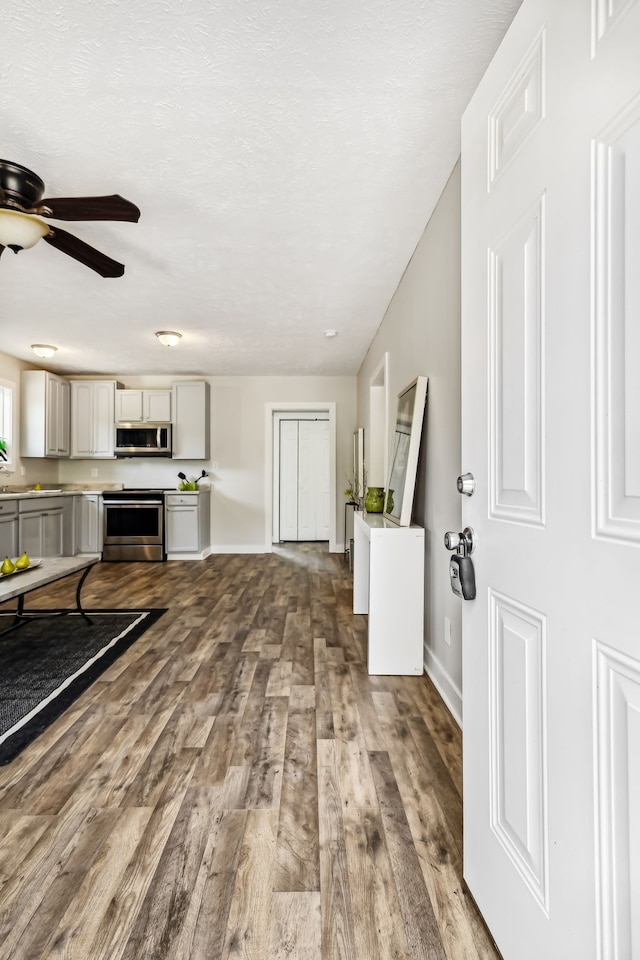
0,609,166,765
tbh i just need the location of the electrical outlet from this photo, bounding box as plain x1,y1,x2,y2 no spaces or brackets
211,461,218,471
444,615,452,646
20,465,26,477
91,468,98,478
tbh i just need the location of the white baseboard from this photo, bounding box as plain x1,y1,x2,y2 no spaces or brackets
210,544,268,554
166,546,212,561
423,646,462,728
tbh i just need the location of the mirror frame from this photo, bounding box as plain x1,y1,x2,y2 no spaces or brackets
383,376,428,526
353,427,365,506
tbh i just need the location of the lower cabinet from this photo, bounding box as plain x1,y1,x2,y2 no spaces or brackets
165,491,210,558
74,494,103,554
0,500,18,558
353,510,425,676
18,497,64,558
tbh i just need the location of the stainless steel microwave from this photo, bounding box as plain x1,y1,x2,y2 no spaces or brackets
114,422,172,457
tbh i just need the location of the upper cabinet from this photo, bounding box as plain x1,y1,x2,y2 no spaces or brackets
21,376,207,461
115,389,171,423
172,381,210,460
70,380,118,458
21,370,70,457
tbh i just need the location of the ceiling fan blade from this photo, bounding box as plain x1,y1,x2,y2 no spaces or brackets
36,194,140,223
43,227,125,278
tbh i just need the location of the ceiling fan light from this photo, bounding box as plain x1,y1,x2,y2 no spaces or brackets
156,331,182,347
31,344,58,359
0,209,49,249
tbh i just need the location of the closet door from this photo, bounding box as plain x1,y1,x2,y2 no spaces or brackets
279,420,300,541
279,419,330,541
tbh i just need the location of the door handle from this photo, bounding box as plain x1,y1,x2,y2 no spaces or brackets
444,527,476,556
445,527,477,600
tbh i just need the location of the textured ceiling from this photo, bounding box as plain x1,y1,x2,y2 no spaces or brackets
1,0,522,377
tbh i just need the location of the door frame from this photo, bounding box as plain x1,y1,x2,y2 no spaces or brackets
264,401,337,552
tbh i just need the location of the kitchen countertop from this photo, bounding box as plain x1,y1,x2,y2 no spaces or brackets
0,484,123,501
0,484,211,501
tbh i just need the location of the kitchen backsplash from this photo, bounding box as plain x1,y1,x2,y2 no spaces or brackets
57,458,213,491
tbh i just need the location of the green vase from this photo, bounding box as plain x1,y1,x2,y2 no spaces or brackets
365,486,384,513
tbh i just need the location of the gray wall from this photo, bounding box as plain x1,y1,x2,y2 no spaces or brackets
357,161,463,722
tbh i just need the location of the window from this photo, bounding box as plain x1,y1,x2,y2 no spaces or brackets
0,379,14,467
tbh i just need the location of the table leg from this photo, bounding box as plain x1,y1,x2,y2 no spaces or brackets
75,564,95,624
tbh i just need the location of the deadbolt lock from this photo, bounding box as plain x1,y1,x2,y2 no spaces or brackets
457,472,476,497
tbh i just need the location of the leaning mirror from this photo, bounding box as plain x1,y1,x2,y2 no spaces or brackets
353,428,365,505
384,376,428,526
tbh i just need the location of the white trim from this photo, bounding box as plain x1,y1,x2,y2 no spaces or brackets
210,544,269,555
424,645,462,727
264,401,337,552
166,546,213,561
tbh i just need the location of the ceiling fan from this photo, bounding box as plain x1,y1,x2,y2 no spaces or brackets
0,159,140,278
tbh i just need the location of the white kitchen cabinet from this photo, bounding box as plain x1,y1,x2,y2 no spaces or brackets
21,370,71,457
0,500,18,558
115,389,171,423
18,496,64,557
171,381,209,460
70,380,118,458
353,511,425,675
74,494,103,554
165,490,210,558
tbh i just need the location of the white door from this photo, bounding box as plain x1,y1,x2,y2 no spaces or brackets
71,381,94,457
75,495,101,554
144,390,171,422
115,390,143,422
45,373,59,456
279,418,330,541
93,382,115,457
58,378,70,457
461,2,640,958
298,420,330,540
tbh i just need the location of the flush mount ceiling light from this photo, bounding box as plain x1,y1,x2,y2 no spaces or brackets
324,329,338,338
31,343,58,359
155,330,182,347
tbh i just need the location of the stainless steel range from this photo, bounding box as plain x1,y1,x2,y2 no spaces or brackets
102,489,166,561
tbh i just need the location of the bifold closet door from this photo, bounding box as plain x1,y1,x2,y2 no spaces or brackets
279,419,329,541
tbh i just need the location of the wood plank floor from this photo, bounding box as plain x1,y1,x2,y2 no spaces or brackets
0,544,500,960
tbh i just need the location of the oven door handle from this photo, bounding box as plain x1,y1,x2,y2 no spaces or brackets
104,500,163,506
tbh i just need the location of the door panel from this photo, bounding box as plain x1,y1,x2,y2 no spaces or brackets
594,98,640,543
489,197,544,525
594,642,640,959
46,373,58,456
298,420,330,540
278,418,329,541
489,590,548,912
279,420,299,541
461,1,640,957
58,378,70,456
